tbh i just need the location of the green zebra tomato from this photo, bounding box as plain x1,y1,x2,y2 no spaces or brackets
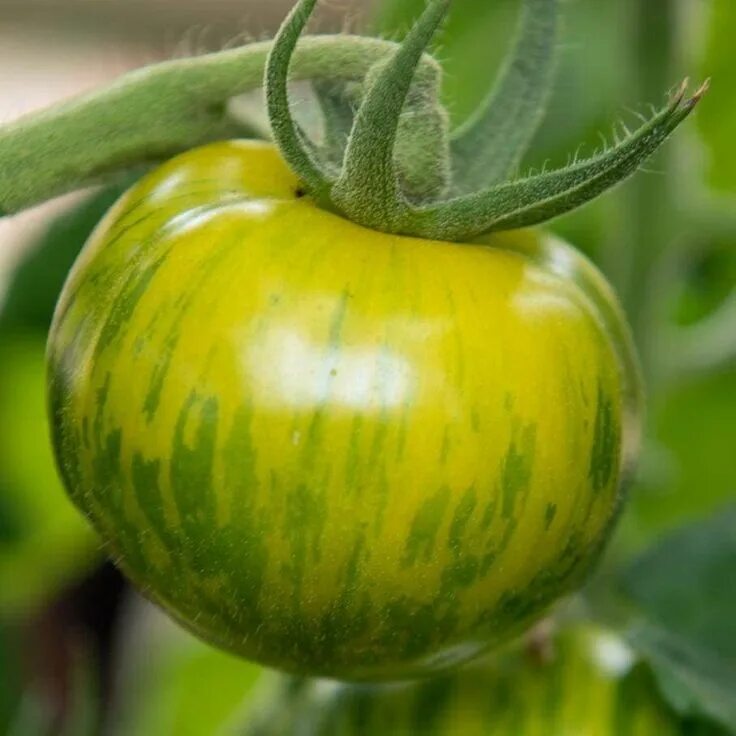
48,141,641,680
244,627,687,736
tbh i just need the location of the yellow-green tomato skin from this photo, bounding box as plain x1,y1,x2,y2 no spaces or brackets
246,628,684,736
48,141,640,680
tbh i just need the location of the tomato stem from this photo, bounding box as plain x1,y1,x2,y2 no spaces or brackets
0,35,440,217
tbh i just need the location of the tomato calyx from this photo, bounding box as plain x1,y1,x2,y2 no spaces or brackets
0,0,707,227
267,0,708,242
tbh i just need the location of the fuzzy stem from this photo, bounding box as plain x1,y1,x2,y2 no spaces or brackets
405,84,702,241
0,35,440,217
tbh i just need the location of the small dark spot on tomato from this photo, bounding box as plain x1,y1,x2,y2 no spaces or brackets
295,187,306,198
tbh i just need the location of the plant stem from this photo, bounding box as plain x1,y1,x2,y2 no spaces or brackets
0,36,440,217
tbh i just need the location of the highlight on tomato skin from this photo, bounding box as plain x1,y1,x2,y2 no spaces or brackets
47,140,641,681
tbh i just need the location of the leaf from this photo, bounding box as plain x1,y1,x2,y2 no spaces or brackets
627,625,736,732
408,82,704,239
616,507,736,733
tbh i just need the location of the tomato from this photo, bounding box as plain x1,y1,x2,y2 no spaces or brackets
48,140,640,680
244,627,683,736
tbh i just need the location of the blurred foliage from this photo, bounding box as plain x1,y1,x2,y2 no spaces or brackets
110,598,264,736
0,186,130,733
672,241,736,327
0,177,138,335
0,335,98,612
629,369,736,543
2,642,99,736
0,178,137,616
617,508,736,732
0,624,22,734
698,0,736,194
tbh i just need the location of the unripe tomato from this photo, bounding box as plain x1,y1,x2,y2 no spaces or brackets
244,627,683,736
48,141,641,680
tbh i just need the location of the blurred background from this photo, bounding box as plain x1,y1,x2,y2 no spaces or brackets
0,0,734,734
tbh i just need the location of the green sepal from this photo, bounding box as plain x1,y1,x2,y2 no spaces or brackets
265,0,334,201
262,0,705,243
449,0,560,193
312,65,451,201
330,0,450,228
404,80,709,240
312,80,356,169
0,0,708,243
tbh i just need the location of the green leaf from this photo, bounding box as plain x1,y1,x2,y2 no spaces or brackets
616,508,736,733
627,626,736,734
